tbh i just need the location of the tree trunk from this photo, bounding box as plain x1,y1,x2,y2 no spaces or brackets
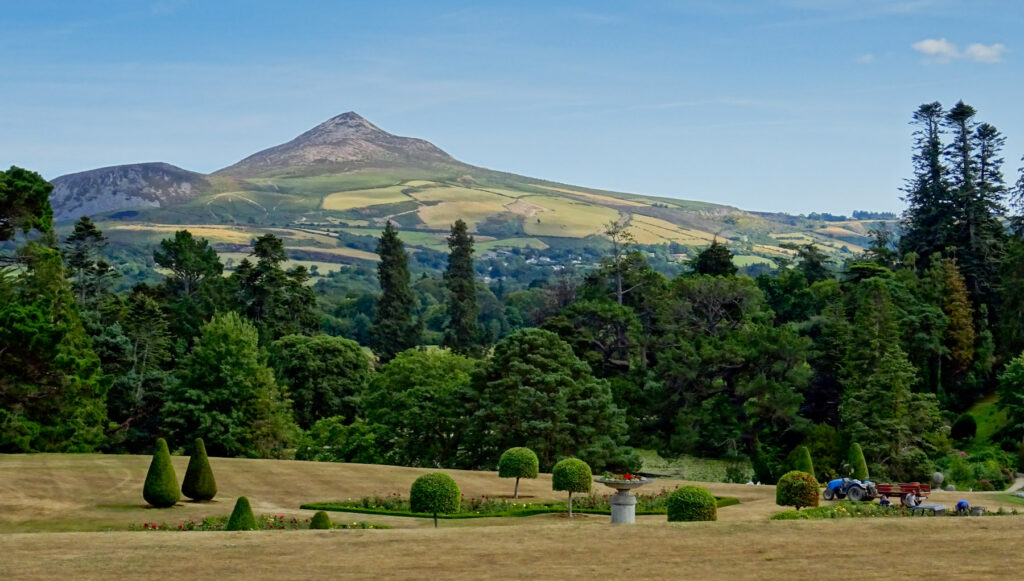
568,492,574,518
433,513,438,528
514,477,520,499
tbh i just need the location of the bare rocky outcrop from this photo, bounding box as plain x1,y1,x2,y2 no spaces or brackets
50,162,209,221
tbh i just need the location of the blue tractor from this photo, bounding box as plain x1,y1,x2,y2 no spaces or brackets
823,478,878,502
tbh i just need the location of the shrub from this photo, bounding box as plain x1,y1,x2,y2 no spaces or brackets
143,438,180,508
794,446,814,478
552,458,592,517
951,413,977,442
848,443,869,480
310,510,332,529
776,470,819,510
410,473,461,527
225,496,257,531
975,478,995,491
181,438,217,501
498,447,539,499
666,486,717,522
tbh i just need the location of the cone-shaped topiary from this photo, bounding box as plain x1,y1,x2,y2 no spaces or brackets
226,496,257,531
848,442,869,480
794,445,814,478
143,438,180,508
498,447,539,499
310,510,333,529
410,472,461,528
776,471,819,510
182,438,217,501
667,485,718,522
552,458,592,518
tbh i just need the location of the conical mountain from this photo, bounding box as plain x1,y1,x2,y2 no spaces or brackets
214,112,460,178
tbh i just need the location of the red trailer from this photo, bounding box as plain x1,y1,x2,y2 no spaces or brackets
874,482,931,506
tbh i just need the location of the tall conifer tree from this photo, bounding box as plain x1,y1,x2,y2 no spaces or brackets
370,221,419,362
443,219,481,355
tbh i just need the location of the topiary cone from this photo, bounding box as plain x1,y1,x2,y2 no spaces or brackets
182,438,217,501
848,442,869,481
143,438,180,508
310,510,333,530
795,445,814,479
226,496,257,531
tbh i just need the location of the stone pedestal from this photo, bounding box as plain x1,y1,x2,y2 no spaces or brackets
595,477,652,525
610,490,638,524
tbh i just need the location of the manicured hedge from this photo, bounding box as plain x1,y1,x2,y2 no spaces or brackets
181,438,217,502
226,496,257,531
143,438,180,508
498,447,539,498
410,473,460,527
310,510,333,530
848,443,869,480
776,470,819,510
667,485,717,522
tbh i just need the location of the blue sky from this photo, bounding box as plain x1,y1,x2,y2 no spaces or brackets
1,0,1020,214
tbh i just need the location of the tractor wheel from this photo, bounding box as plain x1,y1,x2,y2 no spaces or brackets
823,488,835,501
847,486,866,502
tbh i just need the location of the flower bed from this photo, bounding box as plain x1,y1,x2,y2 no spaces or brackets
302,489,738,519
771,501,1020,520
130,514,389,531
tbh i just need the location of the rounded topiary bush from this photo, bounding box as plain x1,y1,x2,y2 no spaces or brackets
667,486,717,522
410,472,461,528
498,447,539,499
310,510,332,530
551,458,592,517
951,413,977,442
143,438,180,508
182,438,217,502
776,470,819,510
226,496,257,531
848,443,869,481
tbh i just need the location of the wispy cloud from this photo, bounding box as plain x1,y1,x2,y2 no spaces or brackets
912,38,1005,63
965,43,1006,63
855,53,875,64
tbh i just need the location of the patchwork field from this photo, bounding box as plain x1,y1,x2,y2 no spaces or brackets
0,454,1021,580
322,186,412,211
521,196,621,237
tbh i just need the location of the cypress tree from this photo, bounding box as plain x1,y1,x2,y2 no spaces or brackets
310,510,332,530
848,443,869,481
143,438,180,508
226,496,257,531
369,221,420,362
443,219,481,355
181,437,217,501
794,445,814,478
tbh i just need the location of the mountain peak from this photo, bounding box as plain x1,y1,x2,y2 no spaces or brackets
214,112,456,178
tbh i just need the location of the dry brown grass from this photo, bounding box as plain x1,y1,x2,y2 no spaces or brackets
3,516,1024,580
1,455,1022,579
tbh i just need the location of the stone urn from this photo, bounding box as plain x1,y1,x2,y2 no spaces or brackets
594,476,653,524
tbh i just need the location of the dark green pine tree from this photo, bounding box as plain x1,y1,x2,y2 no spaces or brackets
369,221,420,362
943,102,1006,314
691,240,736,276
62,216,116,306
443,219,481,355
900,102,951,267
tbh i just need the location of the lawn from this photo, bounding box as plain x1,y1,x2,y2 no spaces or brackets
2,455,1023,579
967,393,1009,444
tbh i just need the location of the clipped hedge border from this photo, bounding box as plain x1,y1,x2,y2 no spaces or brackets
300,496,738,520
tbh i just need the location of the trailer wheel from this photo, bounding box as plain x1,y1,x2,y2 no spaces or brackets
823,488,835,501
847,486,866,502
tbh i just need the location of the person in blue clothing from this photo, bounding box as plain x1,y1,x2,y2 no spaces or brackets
956,500,970,515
